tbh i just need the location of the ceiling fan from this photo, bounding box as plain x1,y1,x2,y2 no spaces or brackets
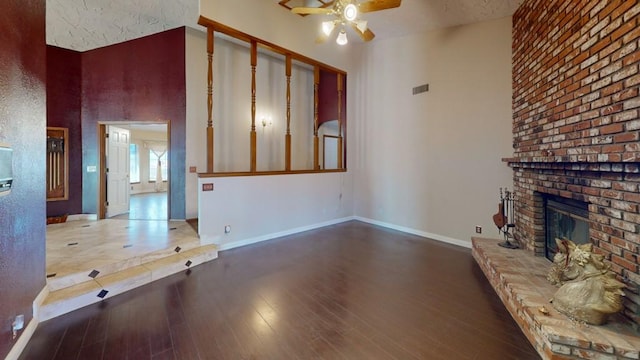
290,0,402,45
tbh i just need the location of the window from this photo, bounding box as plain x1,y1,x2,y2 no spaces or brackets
129,144,140,183
149,150,168,182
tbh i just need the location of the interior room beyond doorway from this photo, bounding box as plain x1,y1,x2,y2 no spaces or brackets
102,122,169,221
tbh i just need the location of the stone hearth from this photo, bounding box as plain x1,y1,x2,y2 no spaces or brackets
472,237,640,360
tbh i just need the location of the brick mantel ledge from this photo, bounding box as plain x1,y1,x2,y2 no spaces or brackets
472,237,640,360
502,157,640,173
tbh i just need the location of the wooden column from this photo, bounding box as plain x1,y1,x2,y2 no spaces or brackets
206,28,215,172
313,66,320,170
250,40,257,172
337,73,343,169
285,54,292,171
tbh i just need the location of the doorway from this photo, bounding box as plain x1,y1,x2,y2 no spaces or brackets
98,122,170,220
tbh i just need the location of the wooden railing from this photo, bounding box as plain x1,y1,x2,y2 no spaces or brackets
197,16,346,176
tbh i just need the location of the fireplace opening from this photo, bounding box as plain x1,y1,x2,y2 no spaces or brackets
544,195,590,261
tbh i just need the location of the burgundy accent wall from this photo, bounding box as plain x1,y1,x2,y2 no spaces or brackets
0,0,46,357
80,27,186,219
318,69,347,127
318,69,347,167
47,46,82,216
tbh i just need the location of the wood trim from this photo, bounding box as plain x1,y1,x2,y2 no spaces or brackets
250,40,257,172
166,121,172,218
197,16,347,76
337,136,343,170
285,134,291,172
285,54,292,171
98,124,106,219
197,17,349,174
337,73,343,137
46,127,69,201
198,168,346,178
313,65,320,170
207,28,214,172
337,73,343,169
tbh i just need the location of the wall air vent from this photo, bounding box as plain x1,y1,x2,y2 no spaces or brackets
412,84,429,95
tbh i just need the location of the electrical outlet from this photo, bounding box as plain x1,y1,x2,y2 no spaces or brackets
12,314,24,339
475,226,482,234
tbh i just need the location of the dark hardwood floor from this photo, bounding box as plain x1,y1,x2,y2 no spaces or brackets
21,221,540,360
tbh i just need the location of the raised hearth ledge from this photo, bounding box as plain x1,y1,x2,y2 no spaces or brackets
472,237,640,360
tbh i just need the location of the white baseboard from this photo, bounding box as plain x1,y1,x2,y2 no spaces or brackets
218,216,356,251
5,285,49,360
214,216,470,252
32,284,49,320
353,216,471,249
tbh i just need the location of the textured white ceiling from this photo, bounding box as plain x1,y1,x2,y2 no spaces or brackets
363,0,523,38
46,0,523,52
46,0,199,51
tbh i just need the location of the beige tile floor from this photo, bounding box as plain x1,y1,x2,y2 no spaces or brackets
46,219,201,284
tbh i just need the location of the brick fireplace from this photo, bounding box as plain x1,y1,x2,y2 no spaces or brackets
473,0,640,359
508,0,640,326
507,161,640,324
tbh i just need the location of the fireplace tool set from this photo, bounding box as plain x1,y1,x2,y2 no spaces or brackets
492,188,518,249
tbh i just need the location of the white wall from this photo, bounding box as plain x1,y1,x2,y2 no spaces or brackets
185,27,207,219
191,1,512,248
198,173,352,249
186,0,355,222
352,17,514,245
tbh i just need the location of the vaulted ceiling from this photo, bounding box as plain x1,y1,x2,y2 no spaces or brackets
46,0,523,52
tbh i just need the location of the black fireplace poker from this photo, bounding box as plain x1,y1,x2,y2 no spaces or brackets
499,224,519,249
494,188,519,249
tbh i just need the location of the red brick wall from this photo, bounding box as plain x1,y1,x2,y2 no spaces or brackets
510,0,640,326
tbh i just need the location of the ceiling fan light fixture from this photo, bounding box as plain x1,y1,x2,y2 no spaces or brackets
322,20,336,36
336,29,348,45
355,19,368,33
343,3,358,21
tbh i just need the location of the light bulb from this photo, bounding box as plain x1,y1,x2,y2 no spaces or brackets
336,29,348,45
343,3,357,21
322,21,335,36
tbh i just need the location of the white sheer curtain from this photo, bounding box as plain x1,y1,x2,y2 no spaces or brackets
144,141,167,192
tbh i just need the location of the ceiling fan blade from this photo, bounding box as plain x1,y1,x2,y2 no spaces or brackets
316,33,330,44
358,0,401,13
350,23,375,41
316,36,329,44
291,7,333,15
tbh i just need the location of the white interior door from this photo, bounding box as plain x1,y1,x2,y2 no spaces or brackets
106,126,130,217
323,136,338,170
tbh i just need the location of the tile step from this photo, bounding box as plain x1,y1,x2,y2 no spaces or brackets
46,240,203,291
38,244,218,321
